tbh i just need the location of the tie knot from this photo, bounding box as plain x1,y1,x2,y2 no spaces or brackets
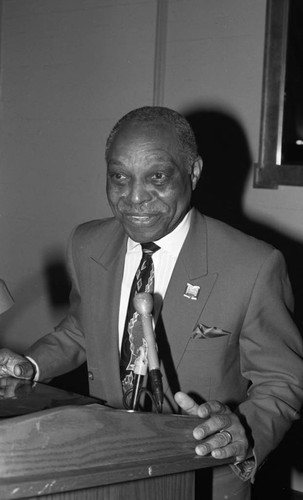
141,242,160,256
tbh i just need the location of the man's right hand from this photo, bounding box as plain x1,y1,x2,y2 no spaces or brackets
0,349,35,380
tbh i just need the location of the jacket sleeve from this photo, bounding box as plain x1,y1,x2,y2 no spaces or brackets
237,248,303,474
25,226,87,380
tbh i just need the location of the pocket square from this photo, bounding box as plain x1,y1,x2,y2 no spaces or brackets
192,323,230,339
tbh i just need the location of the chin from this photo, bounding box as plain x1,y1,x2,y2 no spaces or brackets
128,233,155,243
123,227,154,242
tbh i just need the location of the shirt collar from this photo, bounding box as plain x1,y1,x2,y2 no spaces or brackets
127,209,192,257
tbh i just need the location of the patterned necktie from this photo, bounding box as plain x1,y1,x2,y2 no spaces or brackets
120,242,160,395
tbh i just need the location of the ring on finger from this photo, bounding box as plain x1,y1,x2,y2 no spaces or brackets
219,430,233,444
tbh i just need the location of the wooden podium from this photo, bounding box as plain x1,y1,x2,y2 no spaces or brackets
0,381,231,500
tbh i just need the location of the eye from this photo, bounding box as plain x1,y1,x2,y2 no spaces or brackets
108,171,128,185
151,171,168,184
113,173,125,180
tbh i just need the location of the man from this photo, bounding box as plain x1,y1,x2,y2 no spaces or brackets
0,106,302,500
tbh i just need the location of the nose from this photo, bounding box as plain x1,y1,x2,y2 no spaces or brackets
128,179,152,205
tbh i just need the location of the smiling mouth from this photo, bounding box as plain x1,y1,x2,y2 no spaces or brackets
123,214,158,225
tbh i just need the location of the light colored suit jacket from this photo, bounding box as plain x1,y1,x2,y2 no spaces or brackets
27,209,303,472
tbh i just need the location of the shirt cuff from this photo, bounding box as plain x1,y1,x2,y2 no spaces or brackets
230,455,256,481
24,356,40,382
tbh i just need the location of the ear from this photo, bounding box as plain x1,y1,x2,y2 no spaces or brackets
190,156,203,191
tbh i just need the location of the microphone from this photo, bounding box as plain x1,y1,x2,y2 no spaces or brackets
133,292,163,412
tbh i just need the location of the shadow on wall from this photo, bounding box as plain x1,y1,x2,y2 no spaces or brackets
43,257,71,308
0,249,71,344
187,108,249,227
185,107,303,500
43,251,89,396
0,248,89,396
186,107,303,332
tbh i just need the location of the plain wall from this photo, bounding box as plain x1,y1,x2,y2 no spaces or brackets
0,0,157,348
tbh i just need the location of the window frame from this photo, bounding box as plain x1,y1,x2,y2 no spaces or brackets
254,0,303,188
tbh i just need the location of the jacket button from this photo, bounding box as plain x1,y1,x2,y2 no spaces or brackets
88,371,94,380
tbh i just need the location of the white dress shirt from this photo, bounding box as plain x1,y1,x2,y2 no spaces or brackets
118,209,192,349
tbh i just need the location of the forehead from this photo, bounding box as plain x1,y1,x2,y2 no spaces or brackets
108,120,181,161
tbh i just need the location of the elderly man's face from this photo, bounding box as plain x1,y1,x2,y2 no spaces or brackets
106,120,202,243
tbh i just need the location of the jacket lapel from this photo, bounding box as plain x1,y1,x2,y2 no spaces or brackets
158,210,218,395
88,222,127,408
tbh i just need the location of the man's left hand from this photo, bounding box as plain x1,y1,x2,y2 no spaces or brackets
174,391,251,463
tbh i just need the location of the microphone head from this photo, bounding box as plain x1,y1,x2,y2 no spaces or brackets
133,292,153,315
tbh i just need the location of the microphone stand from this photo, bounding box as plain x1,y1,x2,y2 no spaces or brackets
133,293,163,413
129,345,148,411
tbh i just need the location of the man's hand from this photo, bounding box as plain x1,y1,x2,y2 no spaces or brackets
174,391,251,463
0,349,35,380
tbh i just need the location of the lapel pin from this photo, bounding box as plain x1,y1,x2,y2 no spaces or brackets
184,283,200,300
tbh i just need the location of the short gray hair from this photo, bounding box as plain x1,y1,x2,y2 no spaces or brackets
105,106,198,170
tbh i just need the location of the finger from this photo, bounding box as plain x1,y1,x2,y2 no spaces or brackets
197,400,231,418
0,362,18,378
0,352,21,378
0,348,19,366
195,430,240,458
174,391,200,416
3,353,35,380
196,431,249,461
0,366,11,377
211,442,241,459
193,414,232,440
211,436,249,461
0,349,10,363
13,361,34,380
